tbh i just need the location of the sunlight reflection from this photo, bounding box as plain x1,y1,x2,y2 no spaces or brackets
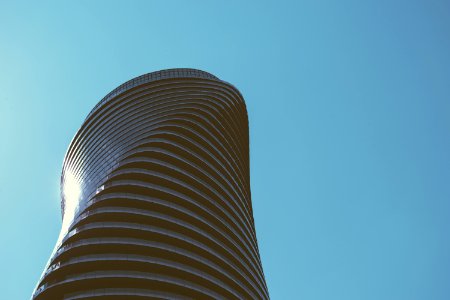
60,171,81,238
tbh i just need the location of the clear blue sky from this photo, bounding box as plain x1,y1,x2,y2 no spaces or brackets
1,1,449,299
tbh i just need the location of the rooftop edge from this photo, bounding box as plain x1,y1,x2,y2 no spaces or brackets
85,68,221,122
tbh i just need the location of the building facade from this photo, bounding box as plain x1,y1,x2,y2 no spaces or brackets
32,69,269,299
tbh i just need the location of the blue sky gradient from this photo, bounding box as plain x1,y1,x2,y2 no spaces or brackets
1,1,449,299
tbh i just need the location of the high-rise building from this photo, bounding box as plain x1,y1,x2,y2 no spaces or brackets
32,69,269,300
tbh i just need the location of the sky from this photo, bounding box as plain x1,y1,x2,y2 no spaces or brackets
1,1,449,299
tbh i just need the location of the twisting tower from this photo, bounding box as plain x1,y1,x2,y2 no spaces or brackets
32,69,269,300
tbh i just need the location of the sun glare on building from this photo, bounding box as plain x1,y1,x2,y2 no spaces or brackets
61,171,81,234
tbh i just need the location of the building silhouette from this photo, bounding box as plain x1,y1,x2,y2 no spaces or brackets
32,69,269,300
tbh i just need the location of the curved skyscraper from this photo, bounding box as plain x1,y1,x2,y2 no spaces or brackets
32,68,269,300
